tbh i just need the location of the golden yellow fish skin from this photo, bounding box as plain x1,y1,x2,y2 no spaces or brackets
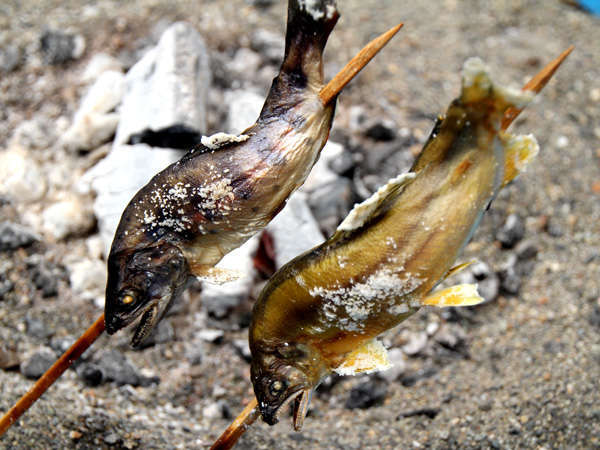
251,59,529,372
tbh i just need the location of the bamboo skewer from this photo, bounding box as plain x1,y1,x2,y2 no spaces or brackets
0,314,106,436
207,46,574,450
209,398,259,450
319,23,403,106
501,45,574,130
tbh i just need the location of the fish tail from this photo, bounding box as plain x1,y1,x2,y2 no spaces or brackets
460,58,534,117
280,0,339,84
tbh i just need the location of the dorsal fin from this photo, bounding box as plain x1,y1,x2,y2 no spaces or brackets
335,172,416,236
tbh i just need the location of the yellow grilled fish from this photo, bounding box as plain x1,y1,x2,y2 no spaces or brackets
249,57,541,429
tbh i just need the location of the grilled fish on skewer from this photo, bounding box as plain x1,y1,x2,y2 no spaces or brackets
249,58,549,430
104,0,402,347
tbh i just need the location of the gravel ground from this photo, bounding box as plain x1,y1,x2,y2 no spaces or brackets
1,1,599,449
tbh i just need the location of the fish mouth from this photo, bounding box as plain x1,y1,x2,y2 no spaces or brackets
129,300,161,348
292,389,312,431
261,388,312,430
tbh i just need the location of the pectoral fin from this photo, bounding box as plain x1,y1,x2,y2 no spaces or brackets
189,263,243,284
334,339,391,376
422,284,484,307
499,132,539,188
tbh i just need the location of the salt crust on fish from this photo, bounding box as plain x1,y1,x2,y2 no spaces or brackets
201,132,249,150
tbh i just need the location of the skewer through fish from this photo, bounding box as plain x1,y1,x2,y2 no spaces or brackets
104,0,402,347
249,56,564,430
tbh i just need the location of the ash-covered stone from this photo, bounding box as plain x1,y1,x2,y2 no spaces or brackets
0,148,47,204
40,30,85,65
20,348,55,379
496,214,525,248
0,45,21,72
377,348,406,382
266,192,324,269
42,195,96,241
62,70,124,152
251,29,285,64
225,89,264,134
0,221,39,251
345,376,388,409
114,22,210,145
456,261,500,303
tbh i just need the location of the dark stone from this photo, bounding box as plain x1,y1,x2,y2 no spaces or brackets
589,306,600,328
0,45,21,73
546,219,564,237
364,121,396,142
499,266,521,295
29,261,59,298
77,362,104,386
232,339,252,363
397,407,440,420
308,178,353,235
515,240,538,261
400,367,438,387
40,30,85,65
498,255,522,295
345,377,388,409
0,221,38,251
127,124,203,150
95,349,158,387
248,0,276,8
21,349,55,379
25,316,53,340
329,149,356,177
496,214,525,248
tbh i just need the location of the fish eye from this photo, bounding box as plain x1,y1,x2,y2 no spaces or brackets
269,380,286,397
121,293,135,306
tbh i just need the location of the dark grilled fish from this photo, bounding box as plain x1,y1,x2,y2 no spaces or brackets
105,0,340,346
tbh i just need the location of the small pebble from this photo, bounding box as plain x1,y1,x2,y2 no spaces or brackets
496,214,525,248
21,348,55,379
345,377,388,409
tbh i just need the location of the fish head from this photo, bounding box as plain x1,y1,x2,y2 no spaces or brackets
104,241,189,346
250,340,326,430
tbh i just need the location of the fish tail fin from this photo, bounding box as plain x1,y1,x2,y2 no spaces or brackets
280,0,339,82
460,58,535,115
422,284,484,307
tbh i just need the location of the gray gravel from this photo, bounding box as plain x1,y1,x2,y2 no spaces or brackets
1,1,599,449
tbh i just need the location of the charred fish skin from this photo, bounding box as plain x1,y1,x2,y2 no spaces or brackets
104,0,339,344
250,58,539,426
